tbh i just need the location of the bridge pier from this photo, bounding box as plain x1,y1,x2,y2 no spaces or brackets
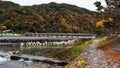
18,39,79,48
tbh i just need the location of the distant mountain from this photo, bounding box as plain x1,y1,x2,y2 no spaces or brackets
25,2,94,15
0,1,96,33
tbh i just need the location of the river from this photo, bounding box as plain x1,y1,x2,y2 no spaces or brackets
0,44,71,68
0,51,65,68
0,40,81,68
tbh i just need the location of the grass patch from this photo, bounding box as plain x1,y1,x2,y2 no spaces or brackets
96,37,117,48
69,39,93,60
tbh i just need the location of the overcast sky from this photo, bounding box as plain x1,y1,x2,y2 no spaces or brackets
4,0,107,11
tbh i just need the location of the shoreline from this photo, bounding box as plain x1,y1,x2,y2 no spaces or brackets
0,50,67,65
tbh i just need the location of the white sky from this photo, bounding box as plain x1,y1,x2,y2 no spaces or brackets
4,0,107,11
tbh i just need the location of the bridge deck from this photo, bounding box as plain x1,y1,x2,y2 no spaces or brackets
0,33,96,44
0,37,70,40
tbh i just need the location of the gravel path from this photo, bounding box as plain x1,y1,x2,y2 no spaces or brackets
72,38,118,68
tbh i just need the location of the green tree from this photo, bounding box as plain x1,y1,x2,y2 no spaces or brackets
94,1,104,12
0,9,4,14
105,0,120,8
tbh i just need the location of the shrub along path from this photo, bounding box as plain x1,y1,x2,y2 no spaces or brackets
71,37,118,68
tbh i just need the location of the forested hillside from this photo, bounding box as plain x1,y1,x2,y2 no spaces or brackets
0,0,120,35
0,1,96,33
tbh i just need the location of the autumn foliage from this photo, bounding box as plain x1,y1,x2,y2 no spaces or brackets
96,18,113,27
100,38,120,67
0,1,95,33
0,24,7,30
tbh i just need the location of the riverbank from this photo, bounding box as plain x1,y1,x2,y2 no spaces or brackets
0,50,66,68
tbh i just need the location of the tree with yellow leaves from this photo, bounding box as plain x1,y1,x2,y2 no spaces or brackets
96,18,113,28
95,18,113,35
0,24,7,30
96,20,104,27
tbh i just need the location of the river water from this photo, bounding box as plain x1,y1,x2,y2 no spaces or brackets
0,40,82,68
0,45,68,68
0,59,56,68
0,57,8,62
0,54,63,68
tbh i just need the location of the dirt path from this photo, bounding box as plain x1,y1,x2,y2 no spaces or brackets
72,38,118,68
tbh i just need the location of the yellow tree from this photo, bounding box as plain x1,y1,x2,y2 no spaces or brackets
0,24,7,30
96,18,113,27
96,20,104,27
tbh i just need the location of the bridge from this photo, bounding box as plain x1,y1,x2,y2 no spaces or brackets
25,33,96,39
0,33,96,45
